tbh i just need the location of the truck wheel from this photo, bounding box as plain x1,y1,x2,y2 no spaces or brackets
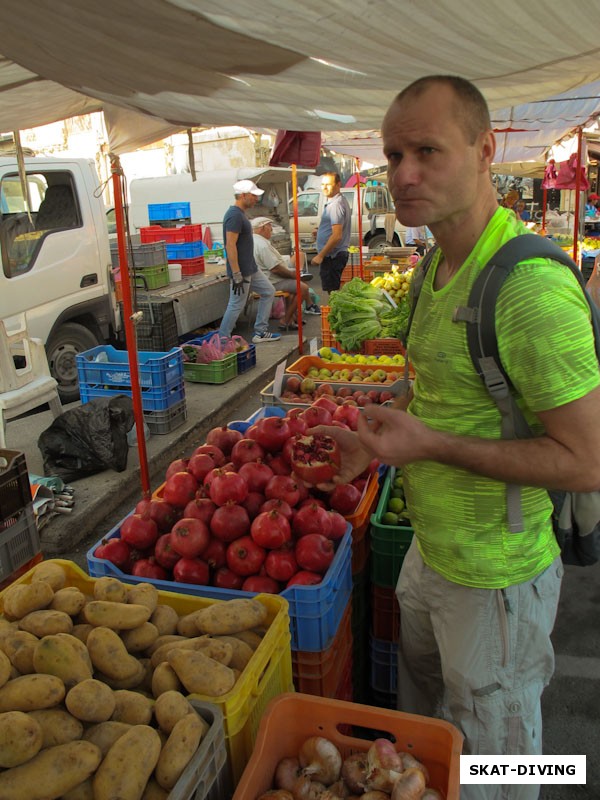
367,233,401,251
46,323,101,404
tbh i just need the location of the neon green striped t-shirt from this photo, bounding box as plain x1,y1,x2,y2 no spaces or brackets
404,207,600,588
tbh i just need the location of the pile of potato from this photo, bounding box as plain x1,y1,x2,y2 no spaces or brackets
0,561,270,799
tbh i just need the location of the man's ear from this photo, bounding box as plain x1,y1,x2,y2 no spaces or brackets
478,130,496,173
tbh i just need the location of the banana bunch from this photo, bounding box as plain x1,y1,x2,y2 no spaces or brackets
371,265,414,302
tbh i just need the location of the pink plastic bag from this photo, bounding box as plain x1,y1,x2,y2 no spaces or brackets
270,295,286,319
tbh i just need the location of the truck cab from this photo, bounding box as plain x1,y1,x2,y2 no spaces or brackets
290,182,406,252
0,157,119,402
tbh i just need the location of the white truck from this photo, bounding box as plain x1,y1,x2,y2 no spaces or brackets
0,156,231,403
290,181,406,252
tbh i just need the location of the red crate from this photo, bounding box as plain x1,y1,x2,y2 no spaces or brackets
361,337,406,356
339,264,375,287
140,224,203,244
179,256,206,276
292,601,352,698
320,306,349,353
371,583,400,642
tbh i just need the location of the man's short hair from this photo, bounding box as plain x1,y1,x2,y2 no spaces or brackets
393,75,491,144
322,171,341,185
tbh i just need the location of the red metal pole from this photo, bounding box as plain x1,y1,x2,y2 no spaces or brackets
291,164,304,355
110,155,151,498
572,127,583,266
355,158,364,279
541,187,547,234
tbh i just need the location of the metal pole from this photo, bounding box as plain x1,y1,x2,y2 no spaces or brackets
291,164,304,355
355,158,364,279
110,155,151,498
572,127,583,266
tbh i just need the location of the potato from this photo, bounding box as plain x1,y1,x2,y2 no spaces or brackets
167,648,236,696
151,662,182,698
142,778,169,799
30,561,67,592
120,621,159,653
214,635,254,670
28,708,83,748
153,690,193,734
0,649,11,689
111,689,153,725
93,724,161,800
32,635,92,687
61,778,94,800
0,674,65,712
0,630,38,674
176,610,204,637
83,601,151,630
71,623,94,644
95,660,146,691
65,679,115,722
87,626,144,681
93,576,128,603
54,632,93,672
194,598,268,635
50,587,86,616
146,633,186,656
155,711,205,790
150,635,231,669
18,609,73,637
0,740,101,799
0,711,43,767
2,582,54,621
233,629,264,650
150,604,179,636
82,720,132,757
126,583,159,613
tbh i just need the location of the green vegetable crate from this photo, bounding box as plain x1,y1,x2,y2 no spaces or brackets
183,352,238,384
370,466,414,587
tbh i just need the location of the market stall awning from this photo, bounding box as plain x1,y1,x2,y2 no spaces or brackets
1,1,600,153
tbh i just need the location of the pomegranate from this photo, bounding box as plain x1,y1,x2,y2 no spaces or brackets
173,557,210,585
285,376,302,393
242,491,266,519
170,517,210,559
285,413,308,437
264,475,301,507
206,425,243,456
250,510,292,549
299,405,333,427
202,538,227,570
290,434,341,485
154,533,181,570
93,537,131,570
203,466,226,493
253,416,292,452
265,544,298,583
231,438,266,467
226,536,266,576
312,395,338,415
286,570,323,587
188,452,221,482
333,404,360,431
165,458,189,479
120,513,159,550
328,511,348,541
238,461,274,493
315,383,335,397
213,566,245,589
266,453,292,476
292,502,332,539
131,557,167,580
209,471,248,506
260,498,293,520
329,483,362,515
163,471,198,508
192,443,225,466
295,533,335,574
145,499,178,533
183,497,217,525
242,575,280,593
210,503,251,542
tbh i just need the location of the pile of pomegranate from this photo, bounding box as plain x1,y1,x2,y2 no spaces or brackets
280,376,395,409
94,405,378,594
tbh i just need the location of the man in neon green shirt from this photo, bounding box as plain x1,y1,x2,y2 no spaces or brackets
320,77,600,799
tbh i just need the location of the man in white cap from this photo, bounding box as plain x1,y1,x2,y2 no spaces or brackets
251,216,314,331
218,180,281,343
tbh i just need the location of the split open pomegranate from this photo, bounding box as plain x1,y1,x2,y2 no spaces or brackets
290,433,341,485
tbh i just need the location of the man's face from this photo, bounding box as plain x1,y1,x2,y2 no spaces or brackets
258,223,273,239
382,84,492,230
321,175,339,199
240,192,259,210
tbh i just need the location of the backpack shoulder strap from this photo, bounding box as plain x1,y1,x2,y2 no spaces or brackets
400,245,439,391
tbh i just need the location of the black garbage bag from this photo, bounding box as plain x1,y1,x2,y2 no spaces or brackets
38,395,135,482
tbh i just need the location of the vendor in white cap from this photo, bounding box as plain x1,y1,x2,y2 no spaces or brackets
252,216,316,331
218,180,281,343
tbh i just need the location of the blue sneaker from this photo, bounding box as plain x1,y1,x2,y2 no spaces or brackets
252,331,282,343
305,304,321,315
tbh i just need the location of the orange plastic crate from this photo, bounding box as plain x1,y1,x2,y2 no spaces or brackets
346,473,378,575
320,305,345,352
339,263,375,286
292,601,352,698
286,355,405,384
232,693,463,800
361,337,407,356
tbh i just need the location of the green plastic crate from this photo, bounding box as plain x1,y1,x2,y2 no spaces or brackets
183,353,238,384
133,263,169,290
370,466,414,588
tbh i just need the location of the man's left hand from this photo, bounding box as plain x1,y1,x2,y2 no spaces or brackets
311,254,323,266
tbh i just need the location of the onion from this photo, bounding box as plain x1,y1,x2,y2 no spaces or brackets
292,776,327,800
327,780,349,798
421,790,443,800
299,736,342,785
258,793,295,800
390,767,427,800
275,757,302,791
398,752,429,784
365,739,403,793
362,793,391,800
341,752,368,794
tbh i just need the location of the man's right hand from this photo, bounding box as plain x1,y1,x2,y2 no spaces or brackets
231,272,247,295
304,424,373,491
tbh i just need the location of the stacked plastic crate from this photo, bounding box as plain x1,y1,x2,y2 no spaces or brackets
128,295,179,353
141,203,206,278
76,345,187,435
111,240,170,291
368,465,414,708
0,450,42,591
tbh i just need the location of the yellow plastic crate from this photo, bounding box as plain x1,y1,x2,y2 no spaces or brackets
0,559,294,784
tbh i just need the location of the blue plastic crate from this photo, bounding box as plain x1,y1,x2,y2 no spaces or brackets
166,241,206,261
369,635,398,695
148,201,191,222
87,527,352,652
76,345,183,390
80,380,185,412
227,406,285,433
